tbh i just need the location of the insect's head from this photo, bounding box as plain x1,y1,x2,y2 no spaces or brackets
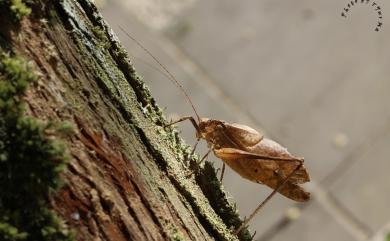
197,118,224,140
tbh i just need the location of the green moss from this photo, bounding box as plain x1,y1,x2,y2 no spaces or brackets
0,0,31,21
56,121,75,136
0,222,27,241
9,0,31,19
196,162,252,240
0,54,35,117
386,232,390,241
59,2,246,238
107,27,247,240
0,53,74,241
92,26,111,50
170,227,186,241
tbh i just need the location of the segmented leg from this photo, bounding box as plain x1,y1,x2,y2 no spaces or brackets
220,163,226,181
163,116,199,133
185,137,200,164
198,149,212,165
234,160,304,235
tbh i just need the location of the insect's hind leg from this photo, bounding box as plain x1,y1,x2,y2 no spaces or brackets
234,160,304,236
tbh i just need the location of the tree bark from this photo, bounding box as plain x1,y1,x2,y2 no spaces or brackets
0,0,252,240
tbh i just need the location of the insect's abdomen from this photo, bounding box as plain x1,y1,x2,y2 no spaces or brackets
218,138,310,202
245,138,310,183
223,157,310,202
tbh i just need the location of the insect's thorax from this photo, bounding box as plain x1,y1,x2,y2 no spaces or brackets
203,131,234,149
198,118,239,149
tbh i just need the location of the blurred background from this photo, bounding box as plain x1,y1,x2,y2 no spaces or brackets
98,0,390,240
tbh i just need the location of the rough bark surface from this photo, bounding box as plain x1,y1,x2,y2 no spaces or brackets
0,0,252,240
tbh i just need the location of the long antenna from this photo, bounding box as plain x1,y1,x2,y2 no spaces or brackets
119,26,201,122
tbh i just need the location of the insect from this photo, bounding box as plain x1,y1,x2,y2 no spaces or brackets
119,26,311,236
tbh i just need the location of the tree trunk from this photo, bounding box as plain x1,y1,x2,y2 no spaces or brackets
0,0,252,240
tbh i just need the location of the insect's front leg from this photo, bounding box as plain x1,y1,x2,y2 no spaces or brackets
164,116,203,164
163,116,199,133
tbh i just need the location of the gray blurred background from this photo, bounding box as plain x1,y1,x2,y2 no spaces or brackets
98,0,390,240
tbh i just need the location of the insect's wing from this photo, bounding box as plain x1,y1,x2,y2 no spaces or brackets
214,147,302,161
214,148,309,184
247,138,310,183
224,123,263,147
214,148,310,202
244,158,310,201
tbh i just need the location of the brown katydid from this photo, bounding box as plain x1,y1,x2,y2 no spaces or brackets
119,26,311,236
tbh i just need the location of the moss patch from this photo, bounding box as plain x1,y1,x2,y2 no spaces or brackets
170,227,186,241
196,162,252,240
92,26,111,49
0,0,31,21
0,53,74,241
58,1,251,238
